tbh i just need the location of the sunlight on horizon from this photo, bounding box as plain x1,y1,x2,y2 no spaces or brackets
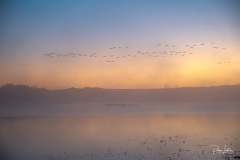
0,0,240,89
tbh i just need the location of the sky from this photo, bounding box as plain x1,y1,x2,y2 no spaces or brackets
0,0,240,89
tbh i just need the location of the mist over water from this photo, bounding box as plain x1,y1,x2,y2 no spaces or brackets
0,102,240,117
0,104,240,160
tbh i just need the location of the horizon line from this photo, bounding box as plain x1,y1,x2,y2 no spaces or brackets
1,83,240,91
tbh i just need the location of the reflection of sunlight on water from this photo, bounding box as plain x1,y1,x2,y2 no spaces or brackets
0,114,240,160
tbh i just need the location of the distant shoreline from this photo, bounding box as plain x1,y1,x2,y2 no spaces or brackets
0,84,240,104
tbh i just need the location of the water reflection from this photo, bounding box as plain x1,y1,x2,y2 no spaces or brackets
0,114,240,160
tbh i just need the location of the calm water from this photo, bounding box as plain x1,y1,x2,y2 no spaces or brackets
0,104,240,160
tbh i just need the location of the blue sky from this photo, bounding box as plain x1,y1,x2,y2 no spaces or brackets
1,0,239,52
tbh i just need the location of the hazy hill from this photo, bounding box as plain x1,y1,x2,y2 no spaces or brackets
0,84,240,104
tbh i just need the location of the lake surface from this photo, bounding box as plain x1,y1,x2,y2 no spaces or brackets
0,104,240,160
0,102,240,116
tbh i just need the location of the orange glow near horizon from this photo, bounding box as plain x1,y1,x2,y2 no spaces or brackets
1,48,240,89
1,0,240,89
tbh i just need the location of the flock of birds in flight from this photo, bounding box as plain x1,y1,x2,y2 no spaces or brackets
43,41,240,64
